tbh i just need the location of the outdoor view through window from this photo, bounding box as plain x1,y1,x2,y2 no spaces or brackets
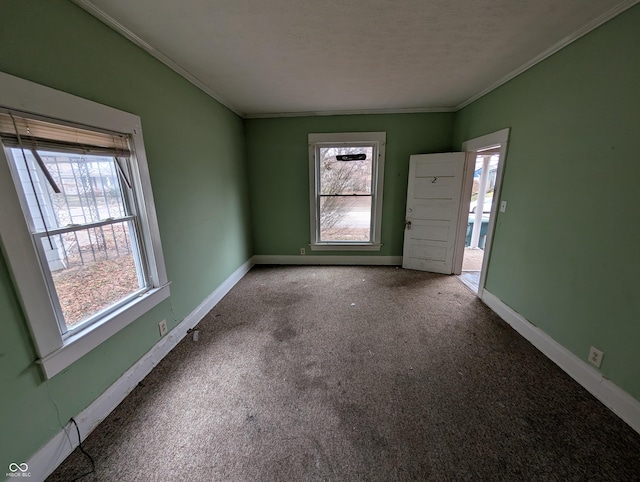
9,148,146,330
1,112,149,334
319,146,373,242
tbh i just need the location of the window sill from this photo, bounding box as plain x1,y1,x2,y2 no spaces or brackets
38,284,171,379
309,243,382,252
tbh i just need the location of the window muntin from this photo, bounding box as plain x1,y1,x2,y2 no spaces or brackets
2,117,151,335
318,145,374,242
309,132,386,250
36,221,144,332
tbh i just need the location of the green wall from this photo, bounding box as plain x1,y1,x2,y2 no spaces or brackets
245,114,455,256
2,0,639,474
246,5,640,403
0,0,252,471
453,5,640,399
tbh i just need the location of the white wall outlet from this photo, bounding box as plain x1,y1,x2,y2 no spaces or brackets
300,248,306,255
158,319,168,337
500,200,507,212
588,346,604,368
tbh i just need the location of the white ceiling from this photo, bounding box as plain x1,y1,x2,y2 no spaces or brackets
74,0,637,117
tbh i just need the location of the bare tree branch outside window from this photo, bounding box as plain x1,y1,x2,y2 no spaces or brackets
318,146,372,241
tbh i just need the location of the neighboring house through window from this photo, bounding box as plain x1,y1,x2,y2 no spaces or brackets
0,72,169,378
308,132,386,251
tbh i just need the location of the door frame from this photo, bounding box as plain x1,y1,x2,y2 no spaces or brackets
452,128,510,297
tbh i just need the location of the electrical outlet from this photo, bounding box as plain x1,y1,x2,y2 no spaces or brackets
158,319,168,337
588,346,604,368
300,248,306,255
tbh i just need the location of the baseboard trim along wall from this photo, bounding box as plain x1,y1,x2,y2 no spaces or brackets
27,257,255,482
482,289,640,435
252,255,403,265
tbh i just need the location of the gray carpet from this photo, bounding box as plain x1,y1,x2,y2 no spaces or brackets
48,266,640,481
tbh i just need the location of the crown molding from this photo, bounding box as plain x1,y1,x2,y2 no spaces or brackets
244,106,455,119
71,0,244,117
72,0,639,119
455,0,640,111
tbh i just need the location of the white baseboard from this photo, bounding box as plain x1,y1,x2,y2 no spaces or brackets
252,255,403,265
27,257,255,482
482,289,640,435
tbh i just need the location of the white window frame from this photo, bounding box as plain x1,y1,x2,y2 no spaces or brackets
0,72,170,379
308,132,386,251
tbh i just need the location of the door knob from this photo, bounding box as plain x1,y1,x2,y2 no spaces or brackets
405,220,412,230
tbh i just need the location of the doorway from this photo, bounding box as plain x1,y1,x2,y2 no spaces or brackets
459,149,499,292
453,129,509,297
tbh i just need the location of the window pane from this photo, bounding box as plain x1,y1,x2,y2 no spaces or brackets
41,221,145,329
319,146,372,195
320,196,371,242
10,148,128,232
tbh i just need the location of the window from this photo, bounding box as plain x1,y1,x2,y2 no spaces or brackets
308,132,386,250
0,72,169,378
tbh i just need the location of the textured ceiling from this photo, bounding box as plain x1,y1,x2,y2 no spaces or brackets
76,0,635,117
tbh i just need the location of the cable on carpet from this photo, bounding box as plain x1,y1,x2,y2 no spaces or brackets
68,417,96,481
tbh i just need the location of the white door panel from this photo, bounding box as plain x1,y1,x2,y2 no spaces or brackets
406,244,447,262
403,152,465,274
403,257,448,272
410,203,454,221
409,222,450,242
415,161,458,177
414,178,456,199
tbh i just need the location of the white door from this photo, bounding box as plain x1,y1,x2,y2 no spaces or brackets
402,152,466,274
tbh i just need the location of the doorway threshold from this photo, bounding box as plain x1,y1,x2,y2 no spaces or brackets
458,271,480,293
